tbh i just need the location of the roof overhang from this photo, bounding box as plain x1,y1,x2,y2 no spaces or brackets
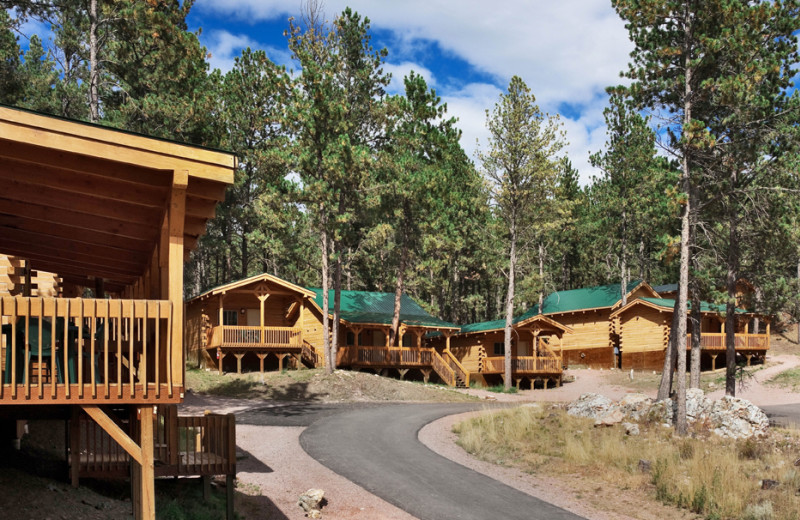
0,106,236,291
188,273,316,302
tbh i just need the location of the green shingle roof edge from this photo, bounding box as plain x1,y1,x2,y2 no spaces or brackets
307,288,459,329
457,281,645,335
637,297,747,314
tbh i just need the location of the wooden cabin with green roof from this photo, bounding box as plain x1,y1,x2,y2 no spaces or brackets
610,297,769,371
531,280,659,369
306,288,466,386
443,313,571,389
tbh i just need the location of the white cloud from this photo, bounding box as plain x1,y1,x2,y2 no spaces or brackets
196,0,634,184
382,61,436,95
204,30,293,73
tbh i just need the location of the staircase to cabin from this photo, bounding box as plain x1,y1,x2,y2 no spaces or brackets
301,340,319,368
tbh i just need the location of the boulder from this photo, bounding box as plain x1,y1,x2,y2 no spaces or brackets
710,396,769,439
594,410,625,427
298,488,325,517
685,388,713,423
622,422,640,436
567,393,614,419
619,393,653,421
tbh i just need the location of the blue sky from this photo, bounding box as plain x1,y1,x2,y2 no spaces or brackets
189,0,635,185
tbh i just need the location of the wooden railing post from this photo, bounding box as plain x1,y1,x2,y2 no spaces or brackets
168,171,187,397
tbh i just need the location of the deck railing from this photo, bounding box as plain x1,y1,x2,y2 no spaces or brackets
431,350,455,386
74,405,235,480
481,356,562,374
0,296,175,404
443,350,469,386
207,325,302,350
686,333,769,351
337,346,434,367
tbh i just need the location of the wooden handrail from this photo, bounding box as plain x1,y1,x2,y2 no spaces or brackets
686,333,769,351
443,350,469,386
480,356,562,374
0,296,175,403
208,325,302,349
337,346,435,367
301,340,318,367
431,350,455,387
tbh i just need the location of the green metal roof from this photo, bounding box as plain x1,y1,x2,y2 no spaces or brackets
308,288,459,329
459,319,507,334
515,280,644,322
653,283,678,294
638,297,747,314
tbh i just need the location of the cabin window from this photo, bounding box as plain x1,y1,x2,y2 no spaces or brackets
493,342,505,355
346,332,355,345
223,310,238,326
402,334,412,347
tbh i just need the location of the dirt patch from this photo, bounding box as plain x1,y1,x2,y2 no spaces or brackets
186,367,477,403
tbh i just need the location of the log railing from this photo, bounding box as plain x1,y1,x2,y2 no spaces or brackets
301,340,319,367
74,404,235,480
431,350,456,387
686,333,769,351
481,356,562,374
0,296,175,404
337,346,435,367
207,325,302,350
443,350,469,386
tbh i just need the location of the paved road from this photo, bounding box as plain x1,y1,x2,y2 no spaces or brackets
763,404,800,428
298,403,584,520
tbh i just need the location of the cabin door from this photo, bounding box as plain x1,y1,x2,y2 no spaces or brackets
246,309,261,327
517,341,529,357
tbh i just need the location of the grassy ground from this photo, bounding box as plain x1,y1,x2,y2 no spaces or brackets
601,364,768,394
454,405,800,520
766,368,800,392
186,367,478,402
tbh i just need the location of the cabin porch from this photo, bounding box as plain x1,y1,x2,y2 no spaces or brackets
336,324,468,387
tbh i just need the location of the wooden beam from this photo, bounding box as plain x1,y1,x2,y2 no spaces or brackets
139,405,156,520
169,171,187,390
0,177,163,227
0,110,236,183
18,258,138,285
0,197,158,241
81,405,143,464
185,195,217,219
0,239,146,276
0,214,153,252
0,227,149,264
188,177,229,201
0,156,168,208
0,138,172,188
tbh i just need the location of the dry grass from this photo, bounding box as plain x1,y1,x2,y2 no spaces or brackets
185,367,478,402
454,406,800,520
767,368,800,393
602,365,767,394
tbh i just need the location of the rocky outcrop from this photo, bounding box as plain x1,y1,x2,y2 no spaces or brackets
298,488,325,518
566,390,769,439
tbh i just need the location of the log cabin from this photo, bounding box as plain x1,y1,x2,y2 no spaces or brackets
444,313,571,389
0,105,236,519
610,297,769,371
530,280,660,369
307,288,466,386
654,279,757,311
185,273,320,374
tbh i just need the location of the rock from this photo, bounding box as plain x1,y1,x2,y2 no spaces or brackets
638,459,652,473
567,393,614,419
710,396,769,439
594,409,625,427
761,479,780,490
623,422,640,436
619,393,653,421
685,388,712,423
647,399,674,425
298,489,325,516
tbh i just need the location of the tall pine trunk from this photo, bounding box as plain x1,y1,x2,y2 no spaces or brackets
504,219,517,390
538,242,544,309
620,210,628,306
725,174,739,396
390,235,408,346
331,244,342,370
658,291,681,400
321,224,333,375
88,0,100,122
673,28,693,434
689,194,701,388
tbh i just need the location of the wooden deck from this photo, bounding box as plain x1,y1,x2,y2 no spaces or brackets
0,296,179,404
479,356,562,375
686,332,769,351
336,346,469,387
206,324,307,374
